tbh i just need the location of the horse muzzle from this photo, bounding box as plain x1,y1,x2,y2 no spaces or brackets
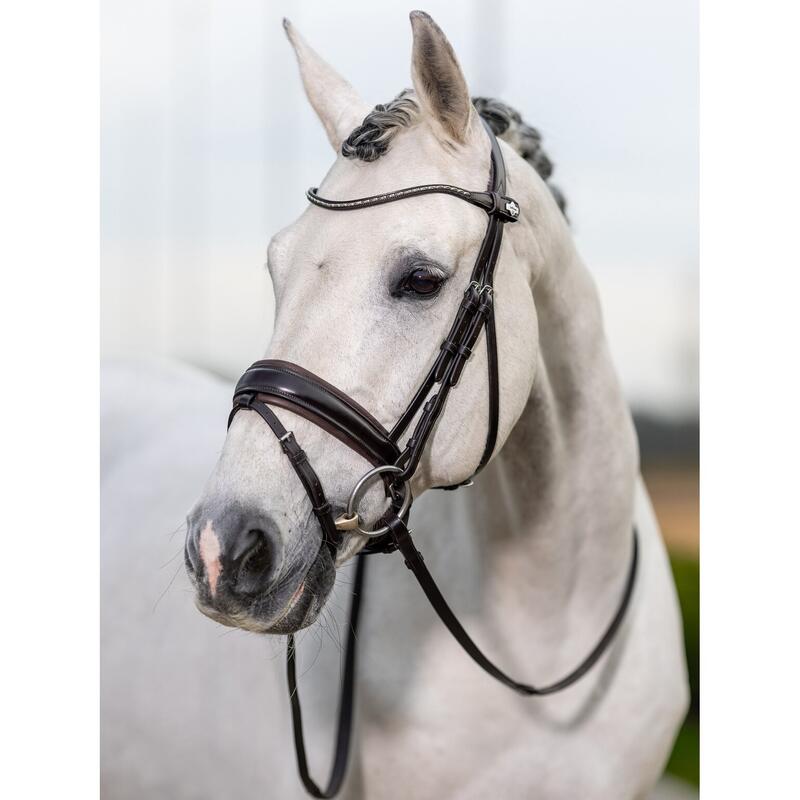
184,503,335,633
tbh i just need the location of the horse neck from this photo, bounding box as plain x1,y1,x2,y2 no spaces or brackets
470,228,638,617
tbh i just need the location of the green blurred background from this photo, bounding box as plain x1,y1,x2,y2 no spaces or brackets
636,416,699,790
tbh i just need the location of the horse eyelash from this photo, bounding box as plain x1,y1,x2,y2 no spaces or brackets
391,264,449,298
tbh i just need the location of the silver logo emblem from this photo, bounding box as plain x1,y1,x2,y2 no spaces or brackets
505,200,520,218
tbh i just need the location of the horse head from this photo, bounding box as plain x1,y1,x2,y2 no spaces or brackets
184,12,567,635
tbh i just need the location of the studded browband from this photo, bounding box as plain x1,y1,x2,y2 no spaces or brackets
306,182,521,223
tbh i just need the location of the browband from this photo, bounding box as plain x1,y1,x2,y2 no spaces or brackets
306,184,521,223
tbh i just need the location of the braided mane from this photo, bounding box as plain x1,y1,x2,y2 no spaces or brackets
341,92,567,217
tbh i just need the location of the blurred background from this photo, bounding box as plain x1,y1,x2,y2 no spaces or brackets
101,0,698,793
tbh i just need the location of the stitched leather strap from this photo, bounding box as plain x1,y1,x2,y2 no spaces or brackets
234,361,400,468
307,185,520,223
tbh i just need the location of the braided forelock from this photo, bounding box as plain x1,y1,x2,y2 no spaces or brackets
341,90,419,162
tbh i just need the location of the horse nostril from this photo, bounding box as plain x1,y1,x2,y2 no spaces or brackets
234,528,277,596
185,512,282,598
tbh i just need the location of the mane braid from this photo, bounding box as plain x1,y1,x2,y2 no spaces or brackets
341,90,419,162
341,93,568,218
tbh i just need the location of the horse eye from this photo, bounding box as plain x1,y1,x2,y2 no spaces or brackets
403,268,444,296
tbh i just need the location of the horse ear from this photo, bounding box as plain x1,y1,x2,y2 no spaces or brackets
409,11,476,144
283,19,370,151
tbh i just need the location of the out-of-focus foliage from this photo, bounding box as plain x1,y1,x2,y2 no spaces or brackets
666,554,699,786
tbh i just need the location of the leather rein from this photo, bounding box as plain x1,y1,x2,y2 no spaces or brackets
228,122,639,798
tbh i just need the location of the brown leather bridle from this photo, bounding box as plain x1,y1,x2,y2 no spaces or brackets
228,122,638,798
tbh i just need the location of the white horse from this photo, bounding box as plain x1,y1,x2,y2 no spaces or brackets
101,11,688,799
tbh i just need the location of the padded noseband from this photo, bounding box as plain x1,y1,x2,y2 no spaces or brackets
233,360,400,468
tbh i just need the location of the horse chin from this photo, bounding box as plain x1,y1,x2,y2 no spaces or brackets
193,540,335,635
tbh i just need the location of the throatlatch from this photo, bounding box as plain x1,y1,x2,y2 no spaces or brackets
228,121,639,799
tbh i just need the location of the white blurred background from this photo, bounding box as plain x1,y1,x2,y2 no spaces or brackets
101,0,697,420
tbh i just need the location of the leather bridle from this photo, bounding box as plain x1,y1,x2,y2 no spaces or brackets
227,121,639,798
